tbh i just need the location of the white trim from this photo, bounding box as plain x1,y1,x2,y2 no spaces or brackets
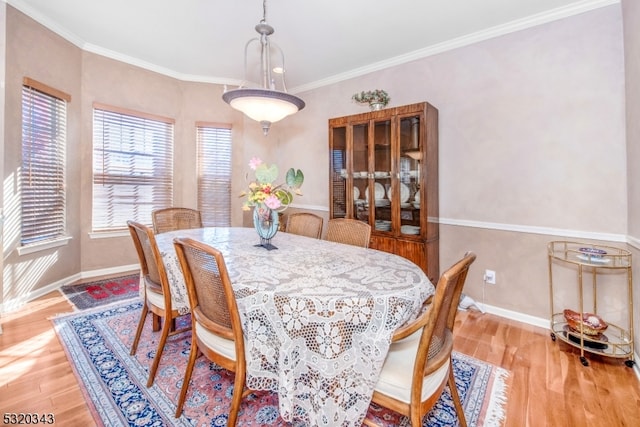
16,236,72,256
291,0,619,93
292,207,633,244
0,264,138,314
479,302,549,329
77,264,139,281
89,230,130,239
83,43,242,86
6,0,618,93
6,0,85,47
627,235,640,250
440,217,627,243
288,203,329,212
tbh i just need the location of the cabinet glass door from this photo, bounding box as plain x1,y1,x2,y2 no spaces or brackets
330,126,347,218
352,123,369,224
372,119,392,233
399,116,421,237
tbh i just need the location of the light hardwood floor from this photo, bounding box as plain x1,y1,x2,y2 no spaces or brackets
1,290,639,426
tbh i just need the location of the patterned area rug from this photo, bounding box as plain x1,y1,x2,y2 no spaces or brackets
60,274,139,310
52,301,509,427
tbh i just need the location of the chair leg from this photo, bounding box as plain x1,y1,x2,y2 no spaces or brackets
130,302,149,356
448,359,467,427
227,364,246,427
410,409,422,427
152,312,161,332
175,337,199,418
146,313,172,387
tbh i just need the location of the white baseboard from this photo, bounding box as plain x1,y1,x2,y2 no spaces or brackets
476,302,640,380
0,264,139,314
480,302,549,329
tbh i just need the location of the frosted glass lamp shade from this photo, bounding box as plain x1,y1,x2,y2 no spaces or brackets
223,88,305,124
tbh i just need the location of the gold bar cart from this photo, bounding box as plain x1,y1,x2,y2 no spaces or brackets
548,241,635,367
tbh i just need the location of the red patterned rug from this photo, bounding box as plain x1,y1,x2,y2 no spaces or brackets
53,300,510,426
60,274,139,310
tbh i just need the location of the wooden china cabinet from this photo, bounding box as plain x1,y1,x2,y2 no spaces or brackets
328,102,439,283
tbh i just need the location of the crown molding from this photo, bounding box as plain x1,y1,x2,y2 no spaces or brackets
7,0,619,93
291,0,620,93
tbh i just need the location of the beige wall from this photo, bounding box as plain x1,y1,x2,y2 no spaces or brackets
3,7,83,302
2,3,637,352
288,4,630,318
291,6,627,232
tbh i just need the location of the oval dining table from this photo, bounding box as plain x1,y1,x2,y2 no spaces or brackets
154,226,434,427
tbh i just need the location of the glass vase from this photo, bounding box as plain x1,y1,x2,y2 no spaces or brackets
253,206,279,250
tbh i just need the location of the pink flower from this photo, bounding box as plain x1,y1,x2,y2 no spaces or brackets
264,195,282,210
249,157,263,170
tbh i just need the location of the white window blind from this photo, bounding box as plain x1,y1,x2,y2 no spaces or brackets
197,123,232,226
93,104,174,231
21,79,69,246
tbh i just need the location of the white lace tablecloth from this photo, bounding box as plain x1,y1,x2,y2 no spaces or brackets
154,227,434,427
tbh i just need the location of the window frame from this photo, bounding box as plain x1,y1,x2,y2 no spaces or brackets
20,77,70,249
92,103,175,232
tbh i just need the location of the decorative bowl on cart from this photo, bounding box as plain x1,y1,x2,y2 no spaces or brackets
563,309,608,336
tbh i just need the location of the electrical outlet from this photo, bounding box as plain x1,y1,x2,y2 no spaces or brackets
484,269,496,285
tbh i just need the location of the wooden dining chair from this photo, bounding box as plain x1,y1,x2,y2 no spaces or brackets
362,252,476,427
286,212,324,239
127,220,191,387
325,218,371,248
173,237,253,425
152,207,202,234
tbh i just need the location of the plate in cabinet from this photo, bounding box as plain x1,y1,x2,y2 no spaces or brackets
365,182,386,201
388,183,410,203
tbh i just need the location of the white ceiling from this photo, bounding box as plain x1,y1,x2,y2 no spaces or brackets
8,0,617,92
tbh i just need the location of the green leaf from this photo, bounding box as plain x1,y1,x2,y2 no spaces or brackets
255,163,278,183
276,189,293,207
286,168,304,189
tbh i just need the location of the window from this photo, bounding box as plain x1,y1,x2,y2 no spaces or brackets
21,78,70,246
196,123,232,226
92,103,174,231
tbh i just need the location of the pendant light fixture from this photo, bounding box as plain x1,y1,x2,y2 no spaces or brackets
223,0,305,135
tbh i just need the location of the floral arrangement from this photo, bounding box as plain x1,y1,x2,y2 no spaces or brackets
240,157,304,214
352,89,390,107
